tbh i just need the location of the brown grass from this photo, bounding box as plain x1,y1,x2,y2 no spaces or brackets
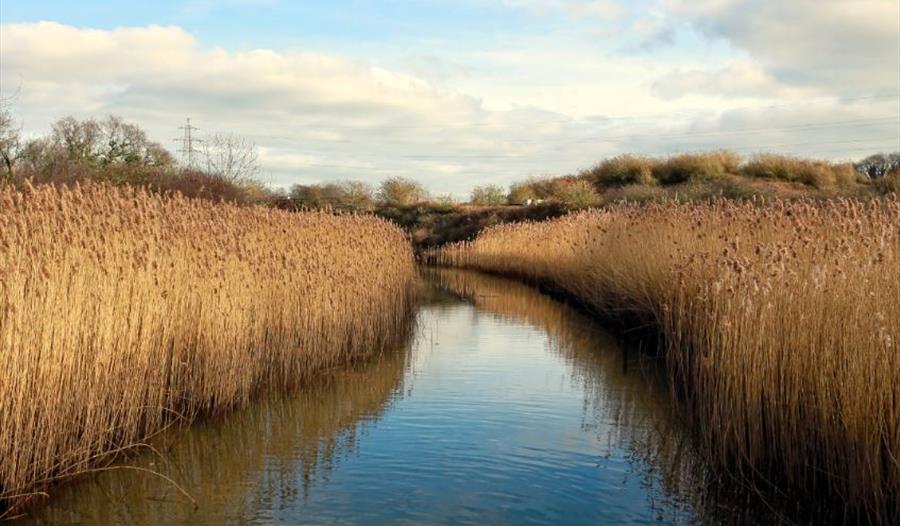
0,182,417,515
653,151,741,185
741,154,859,189
429,198,900,523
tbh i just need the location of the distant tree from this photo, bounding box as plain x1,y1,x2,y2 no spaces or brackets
202,133,259,184
470,184,507,206
507,181,537,205
288,180,374,211
508,176,560,204
338,180,375,211
0,99,22,179
18,137,66,173
52,116,102,163
290,184,336,209
378,176,427,206
855,152,900,179
48,115,173,167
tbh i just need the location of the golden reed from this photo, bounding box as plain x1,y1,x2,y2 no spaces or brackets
431,198,900,523
0,182,416,515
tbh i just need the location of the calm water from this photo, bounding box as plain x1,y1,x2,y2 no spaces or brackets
24,269,746,525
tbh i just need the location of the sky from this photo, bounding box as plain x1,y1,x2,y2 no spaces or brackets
1,0,899,195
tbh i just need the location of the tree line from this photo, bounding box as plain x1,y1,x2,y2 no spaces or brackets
3,102,898,212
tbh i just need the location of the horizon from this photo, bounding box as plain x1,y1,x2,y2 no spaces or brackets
1,0,898,197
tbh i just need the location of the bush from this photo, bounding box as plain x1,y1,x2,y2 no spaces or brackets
583,155,659,188
550,179,599,209
290,181,375,211
674,175,772,202
507,182,536,205
873,168,900,195
741,155,857,189
602,183,667,204
507,176,557,204
654,151,740,185
470,184,507,206
741,154,799,181
378,176,428,206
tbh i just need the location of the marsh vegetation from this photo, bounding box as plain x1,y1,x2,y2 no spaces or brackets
431,198,900,524
0,183,417,517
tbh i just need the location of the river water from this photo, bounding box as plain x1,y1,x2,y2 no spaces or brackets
23,269,755,525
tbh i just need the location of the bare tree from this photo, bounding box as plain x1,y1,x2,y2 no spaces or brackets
201,133,260,184
288,180,375,211
855,152,900,179
0,98,22,179
377,176,427,206
338,180,375,211
470,184,507,206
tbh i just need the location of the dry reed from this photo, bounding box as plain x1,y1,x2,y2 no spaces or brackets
0,182,417,514
430,198,900,523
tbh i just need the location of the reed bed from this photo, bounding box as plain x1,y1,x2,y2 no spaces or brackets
0,182,417,515
430,198,900,523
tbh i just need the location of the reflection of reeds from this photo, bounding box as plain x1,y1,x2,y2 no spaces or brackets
430,199,900,524
23,344,411,524
0,182,417,515
429,268,714,523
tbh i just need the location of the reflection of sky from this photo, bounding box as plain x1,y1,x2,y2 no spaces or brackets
267,302,688,525
22,278,693,525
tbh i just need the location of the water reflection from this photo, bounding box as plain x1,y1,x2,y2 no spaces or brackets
23,347,410,525
24,269,774,525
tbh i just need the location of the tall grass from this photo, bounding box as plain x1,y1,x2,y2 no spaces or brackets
0,182,417,515
430,198,900,523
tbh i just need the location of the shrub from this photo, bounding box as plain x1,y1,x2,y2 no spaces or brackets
290,181,375,211
378,176,428,206
741,155,857,189
507,182,537,205
602,183,667,204
654,151,740,185
873,168,900,195
550,179,599,209
583,155,659,188
470,184,507,206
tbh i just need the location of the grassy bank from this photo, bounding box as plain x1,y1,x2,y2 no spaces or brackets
375,202,567,251
0,182,417,516
429,198,900,523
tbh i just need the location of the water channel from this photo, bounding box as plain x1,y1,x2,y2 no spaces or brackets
24,269,766,525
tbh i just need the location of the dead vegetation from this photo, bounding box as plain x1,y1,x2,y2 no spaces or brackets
430,197,900,524
0,182,417,516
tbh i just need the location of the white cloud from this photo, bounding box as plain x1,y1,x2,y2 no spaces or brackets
652,62,814,100
666,0,900,93
1,19,897,196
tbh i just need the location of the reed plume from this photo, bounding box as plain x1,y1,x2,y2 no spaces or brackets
431,197,900,523
0,182,417,514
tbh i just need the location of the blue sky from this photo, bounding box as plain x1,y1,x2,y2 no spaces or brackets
2,0,898,194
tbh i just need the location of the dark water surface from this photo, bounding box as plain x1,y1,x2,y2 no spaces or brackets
24,269,748,525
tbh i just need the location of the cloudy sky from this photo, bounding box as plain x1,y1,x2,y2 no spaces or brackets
1,0,898,195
